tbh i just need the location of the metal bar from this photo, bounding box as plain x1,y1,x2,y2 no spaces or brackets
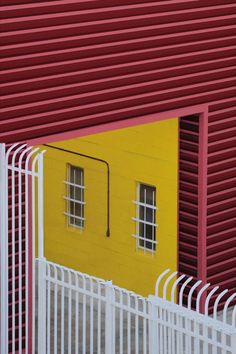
75,274,79,354
144,188,147,253
64,180,86,189
47,264,51,354
97,283,101,354
24,147,33,354
135,297,139,354
31,150,40,354
54,265,58,354
82,278,86,354
90,278,94,354
64,212,86,221
0,144,8,354
68,271,72,354
132,234,158,244
119,291,123,354
63,196,86,205
127,294,131,354
133,200,157,210
7,165,39,176
26,147,40,354
143,300,147,354
38,151,45,259
132,217,157,227
18,149,23,354
105,281,114,354
38,259,47,354
61,268,65,354
11,144,27,354
18,147,33,354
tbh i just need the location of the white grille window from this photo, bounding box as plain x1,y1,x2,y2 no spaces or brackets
132,183,157,253
64,165,85,229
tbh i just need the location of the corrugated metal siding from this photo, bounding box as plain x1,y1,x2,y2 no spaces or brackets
178,115,200,308
1,0,235,321
179,115,199,279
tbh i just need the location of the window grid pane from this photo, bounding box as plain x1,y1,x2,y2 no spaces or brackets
133,183,157,253
64,165,85,229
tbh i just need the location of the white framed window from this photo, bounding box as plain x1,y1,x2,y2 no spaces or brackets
64,165,85,229
132,183,157,253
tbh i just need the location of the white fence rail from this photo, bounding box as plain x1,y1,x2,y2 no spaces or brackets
36,259,236,354
0,143,45,354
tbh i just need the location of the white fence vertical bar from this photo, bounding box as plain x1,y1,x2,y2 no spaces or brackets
38,258,47,354
37,150,47,353
25,147,38,354
38,151,45,259
0,144,8,354
105,280,114,354
231,333,236,354
148,295,159,354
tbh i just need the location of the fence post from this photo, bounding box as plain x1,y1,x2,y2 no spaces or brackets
148,295,159,354
38,151,45,259
231,333,236,354
0,144,8,354
37,150,47,353
105,280,114,354
38,258,47,354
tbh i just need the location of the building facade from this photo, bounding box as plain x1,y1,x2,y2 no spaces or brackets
41,118,178,296
1,1,236,351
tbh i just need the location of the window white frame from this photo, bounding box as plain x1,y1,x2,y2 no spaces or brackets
64,165,85,229
132,183,157,253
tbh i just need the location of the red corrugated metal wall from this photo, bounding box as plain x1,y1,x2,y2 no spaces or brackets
1,0,236,344
179,115,200,307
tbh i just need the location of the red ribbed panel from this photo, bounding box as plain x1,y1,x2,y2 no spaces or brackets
1,0,235,324
207,105,236,307
178,115,200,307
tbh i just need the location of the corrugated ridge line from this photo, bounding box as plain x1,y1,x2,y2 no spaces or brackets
1,87,236,142
1,66,235,113
2,9,236,39
2,26,235,66
1,55,235,97
1,57,235,102
2,24,235,64
1,81,235,130
1,1,234,19
0,0,205,13
2,46,236,92
3,0,235,8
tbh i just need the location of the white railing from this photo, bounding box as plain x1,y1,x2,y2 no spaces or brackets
0,143,45,354
36,259,236,354
1,142,235,354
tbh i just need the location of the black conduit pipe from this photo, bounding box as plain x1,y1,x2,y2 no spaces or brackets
43,144,110,237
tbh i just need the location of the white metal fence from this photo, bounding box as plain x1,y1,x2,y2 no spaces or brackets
36,259,236,354
1,142,236,354
0,143,45,354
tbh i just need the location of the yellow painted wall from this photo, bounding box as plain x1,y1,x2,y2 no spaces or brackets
41,118,178,297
